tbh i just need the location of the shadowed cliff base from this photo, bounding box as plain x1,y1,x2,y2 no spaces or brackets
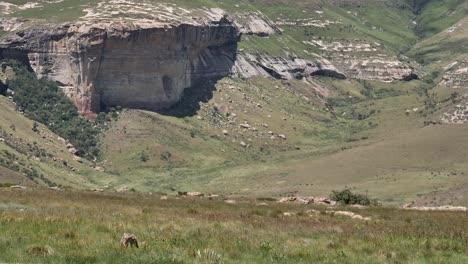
89,24,239,117
158,43,238,118
158,78,219,117
0,48,32,71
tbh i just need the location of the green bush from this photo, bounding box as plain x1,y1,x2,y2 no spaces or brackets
3,60,103,160
330,189,378,206
138,151,149,162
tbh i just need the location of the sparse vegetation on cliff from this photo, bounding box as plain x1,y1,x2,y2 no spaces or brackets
3,60,101,159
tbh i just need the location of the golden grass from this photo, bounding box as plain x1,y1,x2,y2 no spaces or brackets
0,188,466,263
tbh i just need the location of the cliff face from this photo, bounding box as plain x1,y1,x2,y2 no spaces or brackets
1,18,239,116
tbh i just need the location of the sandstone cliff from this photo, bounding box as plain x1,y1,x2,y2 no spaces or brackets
1,15,239,116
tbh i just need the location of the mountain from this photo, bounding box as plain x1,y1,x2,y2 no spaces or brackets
0,0,467,206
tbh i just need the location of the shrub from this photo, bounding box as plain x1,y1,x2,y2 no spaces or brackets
160,151,172,161
139,151,149,162
0,182,15,188
330,189,378,206
32,122,39,133
41,65,53,75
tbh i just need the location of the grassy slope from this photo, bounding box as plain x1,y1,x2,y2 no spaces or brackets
0,188,466,263
0,96,110,188
414,0,468,38
97,75,468,207
410,17,468,68
98,77,356,192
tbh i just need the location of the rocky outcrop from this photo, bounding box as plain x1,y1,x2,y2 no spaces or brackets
233,53,346,80
0,17,27,32
442,103,468,124
441,61,468,88
234,13,283,37
329,55,418,82
1,16,239,116
303,38,419,82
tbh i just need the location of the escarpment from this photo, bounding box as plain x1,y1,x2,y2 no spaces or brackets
1,18,240,116
0,8,422,116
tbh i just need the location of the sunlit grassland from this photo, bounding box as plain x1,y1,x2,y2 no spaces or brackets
0,188,466,263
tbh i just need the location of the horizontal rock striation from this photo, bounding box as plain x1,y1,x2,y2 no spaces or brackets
233,53,346,80
328,55,419,82
1,17,240,116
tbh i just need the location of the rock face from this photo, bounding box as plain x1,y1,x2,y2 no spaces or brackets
333,55,418,82
233,53,346,80
302,38,418,82
234,13,283,37
1,17,239,116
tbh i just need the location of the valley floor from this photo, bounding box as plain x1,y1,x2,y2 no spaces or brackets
0,188,466,263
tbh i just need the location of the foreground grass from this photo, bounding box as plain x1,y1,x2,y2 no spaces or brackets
0,189,466,263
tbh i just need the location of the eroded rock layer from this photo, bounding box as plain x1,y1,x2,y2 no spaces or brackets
233,53,346,80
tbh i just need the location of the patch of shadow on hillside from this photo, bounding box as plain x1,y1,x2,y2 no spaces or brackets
158,78,219,118
159,42,237,118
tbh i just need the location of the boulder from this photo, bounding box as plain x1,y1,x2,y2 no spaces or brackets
224,199,237,204
327,210,371,221
117,186,129,192
187,192,204,197
240,123,251,129
10,185,27,189
278,197,297,203
68,148,78,155
314,197,337,206
350,204,368,209
94,166,105,172
296,197,311,204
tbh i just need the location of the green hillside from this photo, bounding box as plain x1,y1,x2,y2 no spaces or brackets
0,0,467,207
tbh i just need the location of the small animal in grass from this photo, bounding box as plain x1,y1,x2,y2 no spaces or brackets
120,233,139,249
